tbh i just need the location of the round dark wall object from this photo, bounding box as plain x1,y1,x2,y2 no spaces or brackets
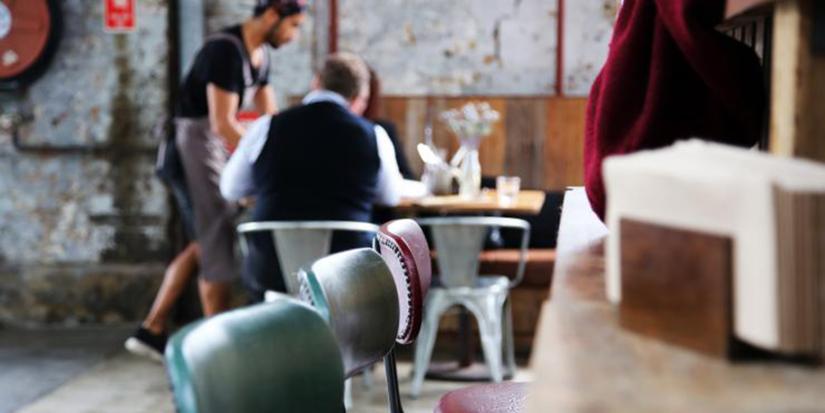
0,0,62,89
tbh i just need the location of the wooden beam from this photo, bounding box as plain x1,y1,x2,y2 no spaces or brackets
770,0,825,162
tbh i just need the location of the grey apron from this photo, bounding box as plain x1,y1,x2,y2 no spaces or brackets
175,33,268,282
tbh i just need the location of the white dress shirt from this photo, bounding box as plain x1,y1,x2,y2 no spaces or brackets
220,89,422,206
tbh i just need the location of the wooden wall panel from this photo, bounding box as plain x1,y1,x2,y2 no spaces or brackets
403,97,429,176
286,95,589,190
478,99,508,177
383,97,413,174
770,0,825,163
430,98,462,161
545,98,588,190
380,96,587,190
505,98,547,189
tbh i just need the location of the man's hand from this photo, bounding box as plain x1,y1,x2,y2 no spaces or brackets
207,83,245,149
238,196,256,209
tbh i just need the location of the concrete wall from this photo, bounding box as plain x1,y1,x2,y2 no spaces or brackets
338,0,559,95
202,0,614,99
0,0,171,325
337,0,613,97
563,0,616,96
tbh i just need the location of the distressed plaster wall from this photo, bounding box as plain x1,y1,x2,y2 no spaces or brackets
205,0,613,98
563,0,616,96
338,0,559,95
0,0,171,324
0,0,615,325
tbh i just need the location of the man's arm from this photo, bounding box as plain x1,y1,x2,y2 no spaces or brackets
373,125,404,207
254,85,279,115
207,83,245,149
220,115,273,201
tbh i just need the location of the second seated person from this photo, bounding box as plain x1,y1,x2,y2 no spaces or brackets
221,52,414,302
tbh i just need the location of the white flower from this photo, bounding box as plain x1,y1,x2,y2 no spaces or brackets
440,101,500,141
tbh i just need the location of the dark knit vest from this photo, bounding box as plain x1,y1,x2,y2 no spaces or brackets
251,101,379,222
243,101,380,300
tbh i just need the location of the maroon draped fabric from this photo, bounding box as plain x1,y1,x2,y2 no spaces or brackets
584,0,765,219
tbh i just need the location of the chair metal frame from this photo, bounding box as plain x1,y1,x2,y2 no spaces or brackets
374,219,433,413
411,216,530,398
237,220,379,295
298,248,400,411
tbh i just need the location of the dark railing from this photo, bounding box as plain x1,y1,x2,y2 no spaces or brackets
719,6,774,149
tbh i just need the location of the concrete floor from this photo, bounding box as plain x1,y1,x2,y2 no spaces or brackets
0,326,135,413
1,326,531,413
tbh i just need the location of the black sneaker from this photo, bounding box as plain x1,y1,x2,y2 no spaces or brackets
124,326,168,363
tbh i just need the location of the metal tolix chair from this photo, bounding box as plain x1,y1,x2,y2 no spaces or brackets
374,219,433,413
299,248,400,411
237,220,379,296
411,217,530,398
164,295,345,413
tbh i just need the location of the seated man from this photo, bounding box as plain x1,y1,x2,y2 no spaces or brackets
221,52,405,302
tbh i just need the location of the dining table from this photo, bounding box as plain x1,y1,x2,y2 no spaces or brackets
396,189,546,216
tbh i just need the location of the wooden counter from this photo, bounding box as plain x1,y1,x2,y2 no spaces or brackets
526,188,825,412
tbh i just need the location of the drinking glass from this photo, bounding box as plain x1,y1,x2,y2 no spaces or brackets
496,176,521,206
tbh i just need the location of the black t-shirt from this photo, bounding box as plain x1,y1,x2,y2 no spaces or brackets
176,26,270,118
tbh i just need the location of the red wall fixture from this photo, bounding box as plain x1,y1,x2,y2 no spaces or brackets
0,0,61,86
556,0,565,96
104,0,136,33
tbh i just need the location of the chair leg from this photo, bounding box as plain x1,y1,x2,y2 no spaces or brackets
344,378,353,411
362,366,374,389
467,295,505,383
411,293,448,398
503,297,517,377
384,348,404,413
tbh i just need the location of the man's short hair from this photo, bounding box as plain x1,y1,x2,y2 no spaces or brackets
254,0,307,17
318,53,370,100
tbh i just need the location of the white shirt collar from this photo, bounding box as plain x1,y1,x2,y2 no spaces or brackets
302,89,349,108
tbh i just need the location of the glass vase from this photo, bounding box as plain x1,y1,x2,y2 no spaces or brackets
457,141,482,199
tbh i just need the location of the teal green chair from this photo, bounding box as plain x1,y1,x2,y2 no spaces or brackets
165,295,345,413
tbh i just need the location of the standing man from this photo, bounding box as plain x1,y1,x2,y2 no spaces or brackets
125,0,307,362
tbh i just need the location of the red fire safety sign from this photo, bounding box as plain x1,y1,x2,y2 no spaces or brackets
104,0,136,32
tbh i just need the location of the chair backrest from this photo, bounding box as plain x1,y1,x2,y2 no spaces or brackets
416,217,531,288
165,295,344,413
299,248,399,377
375,219,432,345
237,220,379,294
